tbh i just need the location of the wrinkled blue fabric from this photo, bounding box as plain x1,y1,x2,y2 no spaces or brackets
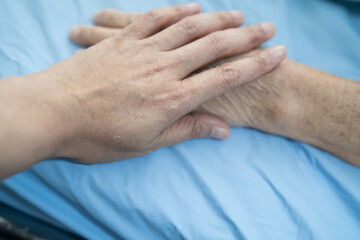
0,0,360,239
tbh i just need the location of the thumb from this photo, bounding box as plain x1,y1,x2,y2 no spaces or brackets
156,113,230,148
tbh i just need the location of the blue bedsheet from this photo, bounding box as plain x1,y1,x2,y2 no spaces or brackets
1,0,360,239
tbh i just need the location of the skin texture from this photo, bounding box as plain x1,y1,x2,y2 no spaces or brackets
71,9,360,166
0,4,287,179
198,57,360,165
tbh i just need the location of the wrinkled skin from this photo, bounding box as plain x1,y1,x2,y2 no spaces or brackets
190,52,284,128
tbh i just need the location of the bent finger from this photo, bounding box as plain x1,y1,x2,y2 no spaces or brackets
150,11,244,51
70,25,119,47
93,10,142,28
122,3,200,39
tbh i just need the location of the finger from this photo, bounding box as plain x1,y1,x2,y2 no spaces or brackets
173,22,276,77
150,11,244,51
155,113,230,148
70,25,119,47
180,45,287,114
93,10,142,28
122,3,200,39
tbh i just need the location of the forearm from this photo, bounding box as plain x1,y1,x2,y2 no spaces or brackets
67,7,360,162
197,57,360,166
267,60,360,165
0,73,65,179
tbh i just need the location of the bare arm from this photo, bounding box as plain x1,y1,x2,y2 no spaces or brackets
197,58,360,166
0,74,65,178
71,9,360,166
270,60,360,164
0,5,285,179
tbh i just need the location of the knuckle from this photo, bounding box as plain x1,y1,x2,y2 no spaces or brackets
169,88,186,104
254,54,268,71
207,32,228,56
141,58,167,76
178,17,199,36
189,119,204,138
246,26,263,44
151,61,168,74
111,31,126,43
215,64,239,88
163,88,187,115
217,12,232,25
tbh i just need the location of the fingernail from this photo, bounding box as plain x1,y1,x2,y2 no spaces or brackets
231,11,244,23
260,22,275,37
210,127,229,140
269,45,287,59
186,2,200,11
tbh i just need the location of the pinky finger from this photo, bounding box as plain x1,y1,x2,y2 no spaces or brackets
69,25,119,47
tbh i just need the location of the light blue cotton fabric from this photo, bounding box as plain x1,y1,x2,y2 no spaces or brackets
0,0,360,239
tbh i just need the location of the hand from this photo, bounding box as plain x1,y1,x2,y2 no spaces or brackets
195,51,289,130
69,8,286,131
197,56,360,166
0,4,287,179
50,4,285,164
68,7,360,167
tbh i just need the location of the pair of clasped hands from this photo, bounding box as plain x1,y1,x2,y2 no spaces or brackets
64,3,286,162
1,3,291,179
2,2,360,180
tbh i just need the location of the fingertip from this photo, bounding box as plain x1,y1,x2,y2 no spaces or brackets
260,22,276,38
230,11,244,25
200,115,230,140
210,127,230,140
69,26,81,42
186,2,201,13
269,45,287,60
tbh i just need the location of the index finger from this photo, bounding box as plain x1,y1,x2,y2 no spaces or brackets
179,45,287,114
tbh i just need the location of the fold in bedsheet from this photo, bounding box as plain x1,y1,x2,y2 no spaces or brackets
0,0,360,239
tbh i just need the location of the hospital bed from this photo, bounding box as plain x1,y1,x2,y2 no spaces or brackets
0,202,83,240
0,0,360,239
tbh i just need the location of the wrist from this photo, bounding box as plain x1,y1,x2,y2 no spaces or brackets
244,58,297,133
13,71,72,162
245,57,331,149
270,63,360,164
